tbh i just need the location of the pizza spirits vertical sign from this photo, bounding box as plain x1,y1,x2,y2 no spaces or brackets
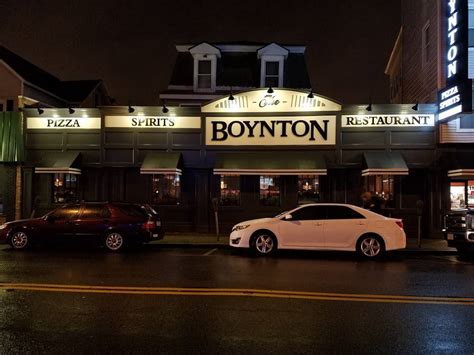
438,0,472,121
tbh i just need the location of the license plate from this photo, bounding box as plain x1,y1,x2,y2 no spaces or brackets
152,233,159,238
447,233,454,240
156,221,161,227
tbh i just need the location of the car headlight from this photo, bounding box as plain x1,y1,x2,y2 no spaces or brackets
0,224,7,230
232,224,250,232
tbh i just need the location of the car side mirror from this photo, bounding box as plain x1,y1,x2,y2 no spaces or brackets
45,215,56,223
283,214,293,221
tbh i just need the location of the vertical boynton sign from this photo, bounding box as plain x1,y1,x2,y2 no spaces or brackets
438,0,472,121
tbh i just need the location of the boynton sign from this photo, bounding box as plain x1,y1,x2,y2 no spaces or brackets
205,116,336,146
342,115,435,127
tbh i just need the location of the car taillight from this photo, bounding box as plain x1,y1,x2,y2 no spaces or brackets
142,221,155,230
395,220,404,229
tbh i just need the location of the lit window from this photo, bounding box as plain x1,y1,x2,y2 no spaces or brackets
197,60,212,89
364,175,394,206
298,175,320,203
220,175,240,206
468,181,474,208
264,61,279,87
152,174,180,205
53,173,78,203
260,176,281,206
450,181,474,209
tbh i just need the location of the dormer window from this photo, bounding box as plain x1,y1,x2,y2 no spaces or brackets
197,59,212,89
264,61,280,87
189,43,221,93
257,43,289,88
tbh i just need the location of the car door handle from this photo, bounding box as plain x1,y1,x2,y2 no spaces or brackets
356,221,366,225
314,222,323,226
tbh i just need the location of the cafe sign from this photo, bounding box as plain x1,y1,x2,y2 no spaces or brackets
206,116,336,146
341,115,435,127
27,116,101,129
105,116,201,129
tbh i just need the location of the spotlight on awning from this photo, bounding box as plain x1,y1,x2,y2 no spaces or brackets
267,86,274,94
307,89,314,99
366,103,372,112
68,107,75,115
228,91,235,101
128,105,135,114
37,105,44,115
162,102,169,113
412,103,419,111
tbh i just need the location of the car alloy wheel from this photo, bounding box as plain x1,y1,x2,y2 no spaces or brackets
10,231,28,249
360,236,382,258
105,232,124,251
254,234,275,255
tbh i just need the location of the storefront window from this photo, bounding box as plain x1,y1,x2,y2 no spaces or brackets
260,175,281,206
152,174,180,205
53,173,78,203
450,181,474,209
297,175,320,203
219,175,240,206
365,175,394,207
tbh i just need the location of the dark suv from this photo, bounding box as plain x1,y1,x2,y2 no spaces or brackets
0,202,164,251
443,209,474,253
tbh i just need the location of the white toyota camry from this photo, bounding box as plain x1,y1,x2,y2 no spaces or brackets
229,203,406,258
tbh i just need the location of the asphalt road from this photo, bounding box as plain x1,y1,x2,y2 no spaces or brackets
0,243,474,354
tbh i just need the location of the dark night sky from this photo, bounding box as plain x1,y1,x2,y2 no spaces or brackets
0,0,400,105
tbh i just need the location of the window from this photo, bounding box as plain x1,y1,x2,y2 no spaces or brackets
365,175,394,207
117,204,149,218
458,116,474,130
422,21,431,65
197,60,212,89
53,173,78,204
152,174,180,205
81,205,110,219
326,206,365,220
220,175,240,206
259,176,281,206
264,61,280,87
298,175,320,203
49,204,81,220
290,205,327,220
450,181,474,209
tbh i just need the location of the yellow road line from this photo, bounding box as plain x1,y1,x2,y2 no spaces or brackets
1,282,474,306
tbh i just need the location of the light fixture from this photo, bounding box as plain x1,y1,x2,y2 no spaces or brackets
37,105,44,115
366,103,372,112
307,89,314,99
412,103,419,111
68,106,75,114
228,89,235,101
162,101,169,113
267,86,274,94
128,104,135,113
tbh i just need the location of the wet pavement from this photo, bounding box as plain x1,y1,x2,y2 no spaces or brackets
0,243,474,353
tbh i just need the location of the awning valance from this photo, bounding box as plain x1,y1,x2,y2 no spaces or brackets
213,152,327,175
362,152,408,176
34,152,81,175
140,152,182,175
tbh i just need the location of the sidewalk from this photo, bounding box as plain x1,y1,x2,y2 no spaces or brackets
156,233,456,254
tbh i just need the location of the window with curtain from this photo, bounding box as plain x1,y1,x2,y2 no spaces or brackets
365,175,394,207
219,175,240,206
297,175,320,203
152,174,181,205
53,173,78,203
260,175,281,206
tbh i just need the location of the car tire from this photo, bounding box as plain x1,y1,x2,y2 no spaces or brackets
9,230,29,250
251,231,277,256
357,234,385,259
104,232,125,252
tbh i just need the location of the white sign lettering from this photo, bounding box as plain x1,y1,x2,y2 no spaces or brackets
206,116,336,146
105,116,201,129
27,116,101,129
341,115,435,127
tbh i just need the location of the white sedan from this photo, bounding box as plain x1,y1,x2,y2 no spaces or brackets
229,203,406,258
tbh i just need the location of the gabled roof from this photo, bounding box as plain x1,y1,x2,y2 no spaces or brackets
257,43,289,58
189,42,221,57
0,45,105,105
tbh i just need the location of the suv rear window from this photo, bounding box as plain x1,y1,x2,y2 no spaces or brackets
116,204,149,218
